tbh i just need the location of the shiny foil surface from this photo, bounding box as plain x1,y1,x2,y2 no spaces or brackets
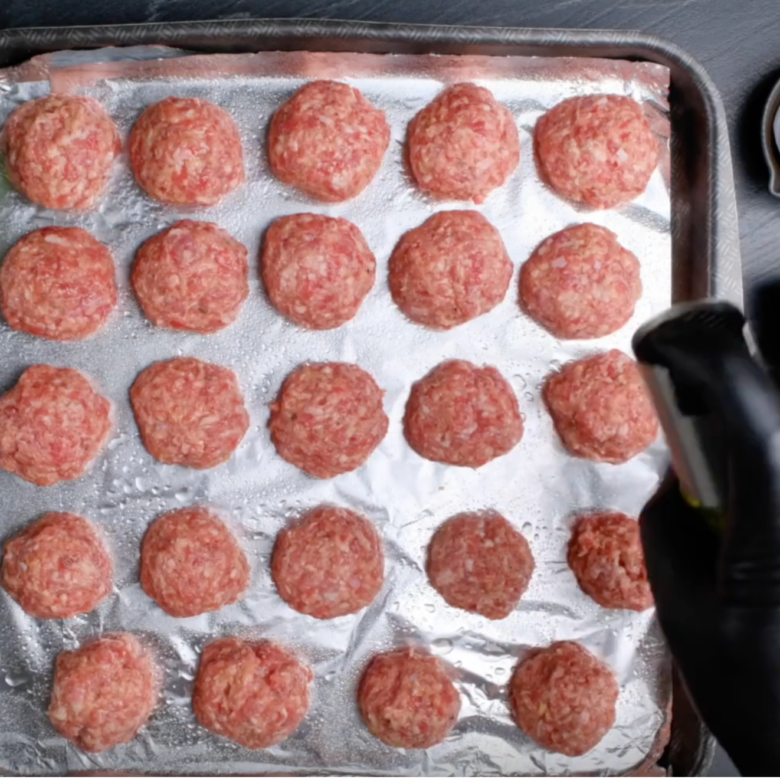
0,47,671,775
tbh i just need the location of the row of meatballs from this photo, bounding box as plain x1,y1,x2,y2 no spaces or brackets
0,213,642,344
2,506,651,622
45,634,620,759
0,350,658,488
0,81,659,212
5,506,649,756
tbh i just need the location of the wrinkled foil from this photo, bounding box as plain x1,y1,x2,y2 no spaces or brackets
0,47,671,776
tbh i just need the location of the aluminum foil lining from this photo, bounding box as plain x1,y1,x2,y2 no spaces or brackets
0,47,671,776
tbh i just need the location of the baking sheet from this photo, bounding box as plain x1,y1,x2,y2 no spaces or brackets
0,47,671,776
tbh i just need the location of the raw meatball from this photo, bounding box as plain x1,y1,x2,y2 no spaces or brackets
407,83,520,203
426,511,534,619
0,95,120,210
193,637,312,749
268,80,390,202
404,360,523,467
269,362,388,478
568,511,653,611
132,220,248,334
129,97,245,206
535,94,659,209
358,648,461,749
131,357,249,470
48,634,158,753
141,507,249,618
544,350,658,463
272,505,384,619
1,512,112,619
1,226,117,341
509,641,618,756
389,210,512,329
520,223,642,339
262,213,375,330
0,365,112,486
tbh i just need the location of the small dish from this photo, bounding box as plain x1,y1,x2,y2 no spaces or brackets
761,75,780,196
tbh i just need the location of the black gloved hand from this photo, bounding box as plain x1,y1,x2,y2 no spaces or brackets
639,313,780,776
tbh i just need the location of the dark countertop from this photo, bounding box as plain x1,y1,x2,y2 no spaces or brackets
1,0,768,775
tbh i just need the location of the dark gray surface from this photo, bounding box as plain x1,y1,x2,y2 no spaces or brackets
0,1,771,776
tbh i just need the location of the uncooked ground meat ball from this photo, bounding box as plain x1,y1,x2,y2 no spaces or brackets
272,505,384,619
407,83,520,203
1,512,112,620
389,210,512,329
543,350,658,464
48,634,158,753
132,220,248,334
269,362,388,478
0,95,120,210
358,648,461,749
535,94,659,209
268,80,390,202
426,511,534,619
262,213,376,330
520,223,642,339
404,360,523,467
129,97,245,206
141,507,249,618
193,638,312,749
568,512,653,611
509,641,618,756
1,226,117,341
131,357,249,470
0,365,112,486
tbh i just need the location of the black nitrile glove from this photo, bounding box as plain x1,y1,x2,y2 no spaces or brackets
639,312,780,776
